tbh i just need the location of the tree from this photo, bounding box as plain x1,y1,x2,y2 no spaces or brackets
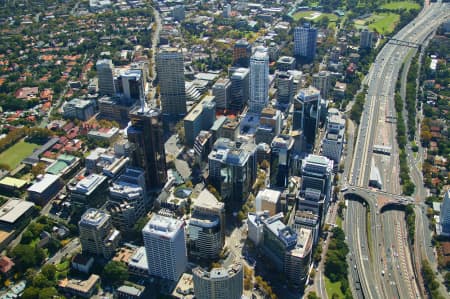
307,292,320,299
21,287,39,299
41,264,57,281
260,160,270,170
10,244,46,271
32,274,53,289
38,287,58,299
103,261,129,286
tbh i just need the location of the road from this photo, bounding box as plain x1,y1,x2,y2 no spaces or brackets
345,1,450,298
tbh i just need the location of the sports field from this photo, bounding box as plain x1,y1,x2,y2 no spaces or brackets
381,1,420,10
354,12,400,35
0,140,39,169
293,10,339,22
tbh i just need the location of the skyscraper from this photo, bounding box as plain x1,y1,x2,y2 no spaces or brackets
230,68,249,111
440,190,450,236
276,71,294,105
312,71,332,100
156,46,186,117
127,107,167,190
142,214,187,281
188,189,225,259
233,39,252,67
249,47,269,114
294,23,318,61
193,263,243,299
292,86,321,146
322,108,345,165
79,209,121,259
121,69,144,105
360,29,375,49
297,154,333,228
97,59,116,96
212,78,231,110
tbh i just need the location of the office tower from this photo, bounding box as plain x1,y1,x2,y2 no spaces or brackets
172,5,185,21
194,130,214,164
249,47,269,114
142,214,187,281
212,78,231,110
127,107,167,190
255,107,282,144
156,46,186,117
255,188,281,216
284,227,313,286
208,138,256,202
270,135,295,188
276,71,294,106
79,209,121,259
260,213,312,286
312,71,332,100
223,3,232,18
230,68,249,111
322,108,345,165
293,210,320,245
106,167,147,233
193,263,243,299
184,95,216,146
121,69,144,105
294,23,318,61
188,189,225,259
233,39,252,67
63,98,95,121
247,211,270,246
297,154,333,227
360,29,375,49
292,86,321,146
440,190,450,236
277,56,296,72
268,42,280,62
97,59,116,96
221,118,241,141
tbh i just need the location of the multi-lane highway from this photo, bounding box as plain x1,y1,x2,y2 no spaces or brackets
345,1,450,298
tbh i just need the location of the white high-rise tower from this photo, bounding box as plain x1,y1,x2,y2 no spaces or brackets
142,214,187,281
249,47,269,114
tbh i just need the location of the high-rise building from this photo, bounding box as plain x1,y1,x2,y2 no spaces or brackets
106,167,147,233
212,78,231,110
223,3,232,18
294,23,318,61
360,29,375,49
79,209,121,259
276,71,294,105
277,56,296,71
127,107,167,190
156,46,186,117
233,39,252,67
230,68,249,111
312,71,332,100
97,59,116,96
270,135,295,188
440,190,450,236
142,214,187,281
184,95,216,146
268,42,280,62
121,69,144,105
260,213,312,286
292,86,321,146
208,138,256,202
247,211,270,246
297,154,333,227
255,189,281,216
188,189,225,259
193,263,243,299
63,98,95,121
255,107,282,144
172,5,185,21
249,47,269,114
322,108,345,165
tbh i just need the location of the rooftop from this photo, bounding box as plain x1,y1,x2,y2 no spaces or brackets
143,214,184,239
79,208,109,228
0,200,34,224
256,189,281,204
0,177,27,189
58,274,100,293
289,227,312,258
73,174,107,195
192,189,224,212
27,173,60,194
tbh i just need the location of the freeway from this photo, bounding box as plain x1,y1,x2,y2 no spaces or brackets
346,1,450,298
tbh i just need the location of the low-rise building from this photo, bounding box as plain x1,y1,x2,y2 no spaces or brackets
63,98,95,121
0,199,35,228
58,274,100,298
27,174,62,205
117,283,145,299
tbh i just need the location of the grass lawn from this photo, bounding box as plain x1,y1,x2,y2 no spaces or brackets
381,1,420,10
293,10,339,22
368,13,400,35
0,140,39,169
325,276,345,298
